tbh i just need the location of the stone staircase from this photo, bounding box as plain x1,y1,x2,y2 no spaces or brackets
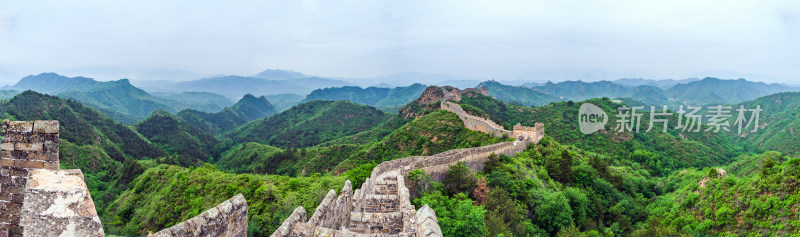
348,175,404,234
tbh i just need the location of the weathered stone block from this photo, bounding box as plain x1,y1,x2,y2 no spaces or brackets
13,143,42,152
4,121,32,133
0,143,13,151
1,133,24,143
33,121,59,134
20,169,105,237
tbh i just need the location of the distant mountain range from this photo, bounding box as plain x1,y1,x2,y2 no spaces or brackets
482,77,799,107
162,69,354,98
3,73,238,124
301,83,427,112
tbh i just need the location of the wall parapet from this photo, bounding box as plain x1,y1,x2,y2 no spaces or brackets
150,193,248,237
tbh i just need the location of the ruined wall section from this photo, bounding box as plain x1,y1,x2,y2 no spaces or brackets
150,193,248,237
513,122,545,144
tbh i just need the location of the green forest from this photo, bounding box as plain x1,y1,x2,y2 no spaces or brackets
1,80,799,236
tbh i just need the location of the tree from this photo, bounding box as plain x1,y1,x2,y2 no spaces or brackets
563,187,590,226
472,177,489,205
414,191,488,237
485,188,527,237
445,161,477,196
535,191,574,235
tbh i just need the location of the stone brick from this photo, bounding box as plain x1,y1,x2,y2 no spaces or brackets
10,194,23,204
42,162,59,171
0,214,11,224
13,143,41,152
13,160,43,169
32,121,58,134
4,121,32,133
42,140,58,154
0,143,13,151
0,159,13,167
1,133,24,143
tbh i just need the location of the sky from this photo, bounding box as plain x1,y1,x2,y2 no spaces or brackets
0,0,799,85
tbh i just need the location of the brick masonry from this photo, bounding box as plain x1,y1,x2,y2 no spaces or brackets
0,120,62,237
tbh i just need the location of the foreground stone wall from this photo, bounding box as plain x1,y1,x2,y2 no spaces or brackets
0,120,107,237
150,193,248,237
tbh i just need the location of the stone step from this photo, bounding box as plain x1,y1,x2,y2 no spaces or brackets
359,194,399,213
372,180,398,195
348,211,404,235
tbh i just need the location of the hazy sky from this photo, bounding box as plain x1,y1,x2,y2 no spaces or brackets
0,0,798,84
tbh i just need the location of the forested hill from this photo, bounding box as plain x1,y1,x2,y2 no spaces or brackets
134,110,219,167
456,90,748,176
301,83,427,112
223,100,391,148
728,92,800,156
177,94,278,134
0,90,168,212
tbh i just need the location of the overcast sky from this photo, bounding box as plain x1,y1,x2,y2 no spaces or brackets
0,0,798,85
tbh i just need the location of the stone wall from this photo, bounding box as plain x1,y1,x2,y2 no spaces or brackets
1,120,64,236
150,193,248,237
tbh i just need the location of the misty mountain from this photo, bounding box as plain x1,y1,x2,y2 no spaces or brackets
152,91,235,108
7,73,235,124
9,72,101,93
533,80,633,101
351,72,483,88
263,93,305,112
166,74,354,98
614,78,700,89
251,69,306,80
478,80,564,106
664,77,797,105
301,83,427,112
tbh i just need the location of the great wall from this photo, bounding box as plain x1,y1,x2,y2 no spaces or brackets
0,86,544,236
270,87,544,237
